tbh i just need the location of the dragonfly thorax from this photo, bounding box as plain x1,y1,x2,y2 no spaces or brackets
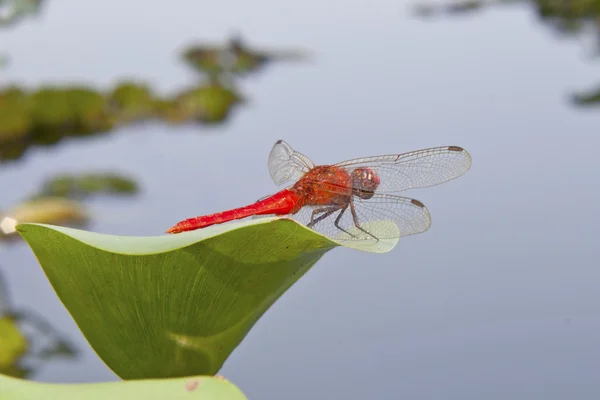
292,166,353,207
351,167,380,199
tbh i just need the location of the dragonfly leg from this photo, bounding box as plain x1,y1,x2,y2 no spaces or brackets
307,207,337,228
333,205,358,238
349,201,379,241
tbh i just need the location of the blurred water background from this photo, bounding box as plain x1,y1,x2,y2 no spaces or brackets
1,0,600,398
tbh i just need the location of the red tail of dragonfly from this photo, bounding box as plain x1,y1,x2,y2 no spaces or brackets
166,140,472,242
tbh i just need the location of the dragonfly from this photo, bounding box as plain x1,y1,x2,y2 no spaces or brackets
166,140,472,242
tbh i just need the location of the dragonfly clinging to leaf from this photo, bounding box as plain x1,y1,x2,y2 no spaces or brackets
166,140,472,243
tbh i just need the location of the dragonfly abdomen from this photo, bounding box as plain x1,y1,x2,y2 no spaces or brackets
166,189,300,234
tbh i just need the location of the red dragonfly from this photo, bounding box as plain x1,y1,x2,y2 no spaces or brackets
166,140,472,242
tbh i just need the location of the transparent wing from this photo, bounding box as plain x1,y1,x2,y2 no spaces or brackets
288,193,432,243
267,140,315,186
333,146,472,192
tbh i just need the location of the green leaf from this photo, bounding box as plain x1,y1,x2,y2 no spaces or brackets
0,373,249,399
0,317,28,373
15,217,396,379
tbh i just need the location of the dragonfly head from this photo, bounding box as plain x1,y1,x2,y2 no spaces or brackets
351,167,380,200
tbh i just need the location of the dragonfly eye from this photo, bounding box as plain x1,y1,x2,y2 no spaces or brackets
351,167,380,199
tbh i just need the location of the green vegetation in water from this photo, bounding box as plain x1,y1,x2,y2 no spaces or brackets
14,217,396,379
0,197,89,241
63,87,115,134
108,81,158,123
572,85,600,106
1,171,140,241
0,81,245,163
411,0,600,109
27,88,72,143
412,0,600,33
0,311,79,378
0,269,77,379
28,87,115,142
0,0,44,28
162,82,244,124
0,87,30,138
182,34,310,80
0,316,28,377
32,172,140,200
0,34,310,163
